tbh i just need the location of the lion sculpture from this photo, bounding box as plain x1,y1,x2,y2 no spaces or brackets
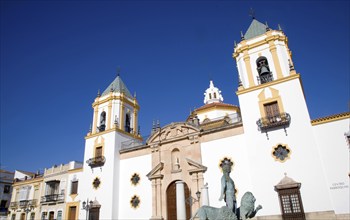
190,191,262,220
237,192,262,220
190,206,237,220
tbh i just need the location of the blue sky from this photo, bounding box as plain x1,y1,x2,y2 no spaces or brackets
1,1,349,172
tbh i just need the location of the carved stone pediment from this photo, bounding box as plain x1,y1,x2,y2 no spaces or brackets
147,122,200,145
186,158,207,175
146,162,164,180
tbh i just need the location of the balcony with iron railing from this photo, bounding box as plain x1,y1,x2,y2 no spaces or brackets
41,194,65,203
86,156,106,168
256,112,291,131
10,202,18,209
12,199,38,209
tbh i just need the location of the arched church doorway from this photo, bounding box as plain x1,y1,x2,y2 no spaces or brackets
166,181,190,220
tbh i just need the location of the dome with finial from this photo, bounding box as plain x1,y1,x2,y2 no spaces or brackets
187,80,240,125
203,80,223,104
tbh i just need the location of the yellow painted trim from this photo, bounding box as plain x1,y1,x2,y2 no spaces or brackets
268,40,283,79
243,51,255,87
92,107,98,134
12,177,43,187
311,112,350,126
271,143,291,163
93,137,105,158
65,201,80,220
258,87,285,118
120,102,124,130
68,167,83,174
69,193,78,201
236,74,300,95
92,94,140,110
107,100,112,130
195,105,240,115
85,126,143,140
133,110,138,135
233,31,288,58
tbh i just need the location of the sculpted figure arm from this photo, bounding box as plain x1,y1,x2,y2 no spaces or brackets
219,175,226,201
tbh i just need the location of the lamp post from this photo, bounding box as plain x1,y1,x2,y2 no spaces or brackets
82,199,93,220
24,207,33,220
186,190,201,218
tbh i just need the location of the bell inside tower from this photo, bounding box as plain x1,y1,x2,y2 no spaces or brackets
256,56,273,84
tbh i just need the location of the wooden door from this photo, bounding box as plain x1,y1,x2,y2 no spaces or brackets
166,181,190,220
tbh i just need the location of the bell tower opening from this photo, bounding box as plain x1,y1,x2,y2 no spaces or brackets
256,56,272,84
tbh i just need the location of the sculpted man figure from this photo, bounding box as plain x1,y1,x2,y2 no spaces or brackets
219,159,236,214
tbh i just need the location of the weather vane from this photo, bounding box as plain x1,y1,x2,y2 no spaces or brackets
249,8,255,19
117,66,121,76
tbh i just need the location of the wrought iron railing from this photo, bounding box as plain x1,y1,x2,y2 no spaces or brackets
257,73,273,84
257,112,291,131
17,199,38,208
41,194,64,203
86,156,106,168
10,202,18,209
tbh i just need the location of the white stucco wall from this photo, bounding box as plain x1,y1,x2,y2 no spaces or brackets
237,78,334,216
118,154,152,219
79,131,135,220
201,134,253,209
312,118,350,214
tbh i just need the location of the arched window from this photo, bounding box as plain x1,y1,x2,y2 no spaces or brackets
256,56,273,84
214,92,217,98
125,113,131,133
98,111,106,132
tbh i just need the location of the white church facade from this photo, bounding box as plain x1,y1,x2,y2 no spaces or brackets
74,18,349,220
7,18,349,220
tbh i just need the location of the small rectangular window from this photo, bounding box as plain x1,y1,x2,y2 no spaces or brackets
11,214,16,220
0,200,7,208
71,181,78,195
95,146,103,158
4,185,11,194
264,101,280,118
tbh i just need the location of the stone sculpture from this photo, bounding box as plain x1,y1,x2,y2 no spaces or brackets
190,206,238,220
236,192,262,220
191,158,262,220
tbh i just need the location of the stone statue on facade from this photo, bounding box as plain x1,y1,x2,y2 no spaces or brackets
190,158,262,220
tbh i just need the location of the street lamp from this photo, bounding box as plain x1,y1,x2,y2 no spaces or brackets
186,190,201,218
82,199,93,220
24,207,33,220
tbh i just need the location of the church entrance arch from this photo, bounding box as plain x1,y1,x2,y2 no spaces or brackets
166,180,191,220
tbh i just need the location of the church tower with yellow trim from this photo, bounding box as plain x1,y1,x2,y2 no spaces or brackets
78,73,142,220
232,18,334,215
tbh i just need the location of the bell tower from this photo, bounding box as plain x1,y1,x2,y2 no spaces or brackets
232,18,333,214
78,73,142,220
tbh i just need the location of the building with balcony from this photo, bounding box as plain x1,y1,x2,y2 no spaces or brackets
0,170,14,220
40,161,82,220
9,171,43,220
6,17,350,220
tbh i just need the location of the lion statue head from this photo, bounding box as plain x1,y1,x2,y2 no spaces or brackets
238,191,262,220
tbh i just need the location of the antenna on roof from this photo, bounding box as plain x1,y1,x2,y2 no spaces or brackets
249,8,255,19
